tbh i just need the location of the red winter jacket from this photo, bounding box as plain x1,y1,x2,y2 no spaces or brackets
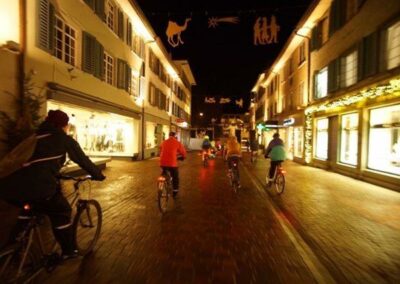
159,137,187,167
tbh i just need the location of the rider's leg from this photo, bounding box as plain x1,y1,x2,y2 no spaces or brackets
170,167,179,196
269,160,279,180
35,192,76,258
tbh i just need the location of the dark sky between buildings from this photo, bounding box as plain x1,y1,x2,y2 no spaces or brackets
135,0,313,126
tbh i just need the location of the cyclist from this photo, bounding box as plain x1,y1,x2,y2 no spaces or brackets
159,132,187,198
0,110,105,259
201,135,212,161
265,133,286,183
250,136,259,161
225,136,242,186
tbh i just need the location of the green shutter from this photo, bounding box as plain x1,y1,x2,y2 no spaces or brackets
364,32,378,77
84,0,95,9
94,40,104,79
94,0,106,21
48,3,55,53
126,19,132,47
37,0,54,53
82,32,95,74
117,9,124,39
328,59,339,92
117,59,125,89
125,64,131,92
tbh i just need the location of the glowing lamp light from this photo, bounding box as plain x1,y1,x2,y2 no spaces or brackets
0,1,20,45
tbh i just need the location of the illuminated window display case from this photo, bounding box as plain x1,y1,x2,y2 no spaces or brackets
294,127,303,158
315,118,328,160
368,104,400,176
340,113,359,166
47,101,137,157
145,122,158,149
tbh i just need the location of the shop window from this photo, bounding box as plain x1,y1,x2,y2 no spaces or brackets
386,20,400,70
368,104,400,176
315,118,329,160
315,67,328,99
294,127,303,158
146,121,158,149
103,52,114,85
340,50,358,88
47,101,136,156
55,16,76,66
340,113,359,165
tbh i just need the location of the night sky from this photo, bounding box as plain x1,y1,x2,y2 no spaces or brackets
135,0,313,126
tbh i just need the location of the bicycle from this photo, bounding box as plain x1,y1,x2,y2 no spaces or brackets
157,171,173,213
0,175,102,283
203,151,209,168
227,156,241,193
266,162,286,194
250,150,258,163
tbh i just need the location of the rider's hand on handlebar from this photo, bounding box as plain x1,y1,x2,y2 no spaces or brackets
177,156,185,161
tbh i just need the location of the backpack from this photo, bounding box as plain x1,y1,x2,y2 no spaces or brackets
0,134,51,178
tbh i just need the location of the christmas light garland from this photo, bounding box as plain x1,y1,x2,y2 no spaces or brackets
304,78,400,164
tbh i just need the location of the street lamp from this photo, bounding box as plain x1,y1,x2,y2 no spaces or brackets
199,112,204,117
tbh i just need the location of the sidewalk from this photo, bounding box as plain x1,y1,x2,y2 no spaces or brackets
242,153,400,283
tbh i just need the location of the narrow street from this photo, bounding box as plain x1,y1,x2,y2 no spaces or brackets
39,152,400,283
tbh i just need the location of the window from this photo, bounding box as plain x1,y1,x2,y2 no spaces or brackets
368,104,400,176
345,0,358,21
320,18,329,44
103,52,114,85
315,118,329,160
311,18,328,51
299,42,306,64
340,113,359,165
106,0,115,31
340,50,358,87
294,127,303,158
386,21,400,70
83,0,105,20
315,67,328,99
55,17,76,66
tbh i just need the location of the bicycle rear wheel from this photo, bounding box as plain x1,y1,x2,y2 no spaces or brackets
158,181,169,213
73,199,102,256
275,173,285,194
232,168,240,193
203,157,208,168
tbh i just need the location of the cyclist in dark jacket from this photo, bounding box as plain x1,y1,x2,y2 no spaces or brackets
0,110,105,259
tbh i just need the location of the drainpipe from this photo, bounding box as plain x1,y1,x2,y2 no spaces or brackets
19,0,27,111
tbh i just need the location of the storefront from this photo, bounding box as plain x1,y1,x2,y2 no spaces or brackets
282,115,305,163
47,100,140,157
305,78,400,190
143,113,170,159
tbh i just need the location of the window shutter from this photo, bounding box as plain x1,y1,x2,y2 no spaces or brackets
94,0,106,21
357,40,364,81
82,32,95,74
84,0,95,9
364,32,378,77
37,0,54,53
328,59,340,92
117,9,124,39
116,59,126,89
94,40,104,79
126,19,132,47
155,89,160,107
125,64,131,92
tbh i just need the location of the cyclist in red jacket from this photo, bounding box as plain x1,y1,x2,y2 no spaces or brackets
159,132,187,197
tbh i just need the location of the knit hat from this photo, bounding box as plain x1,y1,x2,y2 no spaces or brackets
46,110,69,128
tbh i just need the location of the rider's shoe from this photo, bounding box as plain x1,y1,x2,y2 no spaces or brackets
172,189,179,198
61,250,79,261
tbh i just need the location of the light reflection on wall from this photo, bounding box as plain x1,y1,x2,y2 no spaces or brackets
48,101,137,157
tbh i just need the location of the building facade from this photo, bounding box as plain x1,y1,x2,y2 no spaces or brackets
251,0,400,190
0,0,195,160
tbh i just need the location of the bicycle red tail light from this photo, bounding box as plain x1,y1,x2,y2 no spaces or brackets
157,176,166,182
23,204,31,211
280,169,286,174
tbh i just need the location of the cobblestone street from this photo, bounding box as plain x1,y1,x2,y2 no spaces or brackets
18,152,400,283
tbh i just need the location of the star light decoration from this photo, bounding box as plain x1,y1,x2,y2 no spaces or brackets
304,78,400,164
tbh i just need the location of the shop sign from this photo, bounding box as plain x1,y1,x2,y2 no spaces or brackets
283,118,295,126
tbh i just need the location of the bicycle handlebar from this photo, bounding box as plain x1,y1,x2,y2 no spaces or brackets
58,175,92,182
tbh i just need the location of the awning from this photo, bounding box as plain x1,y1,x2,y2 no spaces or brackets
47,83,141,119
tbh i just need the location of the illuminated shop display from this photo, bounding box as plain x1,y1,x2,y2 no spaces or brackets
368,104,400,176
146,122,159,149
340,113,359,166
285,127,293,160
305,79,400,163
315,118,328,160
47,101,137,156
294,127,303,158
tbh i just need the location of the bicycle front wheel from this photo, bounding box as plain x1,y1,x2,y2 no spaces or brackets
275,173,285,194
73,199,102,256
158,181,169,213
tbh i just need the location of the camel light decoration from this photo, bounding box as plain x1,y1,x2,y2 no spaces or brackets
166,18,191,47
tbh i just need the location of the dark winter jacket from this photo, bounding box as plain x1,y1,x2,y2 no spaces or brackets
0,121,104,202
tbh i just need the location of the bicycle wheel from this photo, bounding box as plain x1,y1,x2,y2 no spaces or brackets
275,173,285,194
0,243,40,283
158,180,169,213
232,169,240,193
203,157,208,168
73,199,102,256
